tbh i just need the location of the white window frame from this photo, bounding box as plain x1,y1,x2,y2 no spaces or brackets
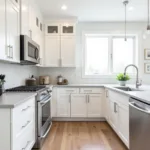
82,31,139,79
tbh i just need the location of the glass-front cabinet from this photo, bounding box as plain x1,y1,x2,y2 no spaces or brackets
45,23,76,36
61,24,75,35
45,24,60,35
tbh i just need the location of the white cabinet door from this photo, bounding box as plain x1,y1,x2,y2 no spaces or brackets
109,100,118,131
118,104,129,146
87,94,102,118
6,0,20,62
20,0,30,36
104,90,110,122
57,94,70,117
0,0,6,60
61,36,76,67
71,94,87,117
45,36,60,67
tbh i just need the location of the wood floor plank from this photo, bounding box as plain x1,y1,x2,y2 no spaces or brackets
42,122,128,150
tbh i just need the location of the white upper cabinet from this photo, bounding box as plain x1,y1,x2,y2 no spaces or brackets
45,36,60,67
6,0,20,62
87,94,102,118
45,24,60,36
20,0,30,36
44,21,76,67
0,0,6,60
61,24,76,35
61,36,76,67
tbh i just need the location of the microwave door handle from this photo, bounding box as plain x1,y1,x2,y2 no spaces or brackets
35,48,39,60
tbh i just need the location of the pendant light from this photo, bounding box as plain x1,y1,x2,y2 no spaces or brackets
143,0,150,39
123,0,129,41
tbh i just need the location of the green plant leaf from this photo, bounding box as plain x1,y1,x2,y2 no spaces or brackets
116,73,130,81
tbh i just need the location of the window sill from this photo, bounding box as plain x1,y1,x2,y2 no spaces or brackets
82,74,136,79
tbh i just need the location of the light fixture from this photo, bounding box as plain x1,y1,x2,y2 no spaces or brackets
61,5,67,10
143,0,150,39
123,0,129,41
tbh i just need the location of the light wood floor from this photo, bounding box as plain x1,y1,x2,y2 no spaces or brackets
42,122,128,150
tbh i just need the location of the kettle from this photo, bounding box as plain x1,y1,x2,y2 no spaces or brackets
26,75,37,86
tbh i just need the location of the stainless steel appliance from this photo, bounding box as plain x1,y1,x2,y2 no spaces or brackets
20,35,40,65
129,98,150,150
6,85,52,149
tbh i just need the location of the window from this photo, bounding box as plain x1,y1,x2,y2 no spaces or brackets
83,34,137,77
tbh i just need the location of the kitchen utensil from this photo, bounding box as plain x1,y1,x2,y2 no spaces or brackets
26,75,37,86
39,76,50,85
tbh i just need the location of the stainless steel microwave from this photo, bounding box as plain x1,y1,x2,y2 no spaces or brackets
20,35,40,65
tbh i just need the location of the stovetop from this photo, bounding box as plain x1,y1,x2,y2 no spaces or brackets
6,85,46,92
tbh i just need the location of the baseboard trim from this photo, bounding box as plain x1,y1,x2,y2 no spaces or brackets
52,117,106,121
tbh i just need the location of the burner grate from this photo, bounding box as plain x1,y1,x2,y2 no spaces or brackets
6,86,46,92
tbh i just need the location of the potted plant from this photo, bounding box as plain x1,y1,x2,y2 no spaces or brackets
116,73,130,86
0,74,5,96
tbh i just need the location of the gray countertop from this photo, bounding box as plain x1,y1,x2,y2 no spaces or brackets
53,84,150,104
1,84,150,109
0,92,37,108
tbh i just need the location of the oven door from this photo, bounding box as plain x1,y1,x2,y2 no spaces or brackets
38,97,52,138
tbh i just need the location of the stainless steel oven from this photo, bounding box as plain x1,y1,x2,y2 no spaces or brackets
33,88,52,149
20,35,40,65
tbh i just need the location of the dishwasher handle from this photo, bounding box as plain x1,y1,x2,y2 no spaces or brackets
129,102,150,114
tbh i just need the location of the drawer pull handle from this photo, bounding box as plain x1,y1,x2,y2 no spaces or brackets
22,121,31,129
22,141,30,150
22,106,31,112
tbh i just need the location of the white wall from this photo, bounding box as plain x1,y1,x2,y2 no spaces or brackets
0,62,38,89
38,22,150,85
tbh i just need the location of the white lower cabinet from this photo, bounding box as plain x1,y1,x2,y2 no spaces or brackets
55,88,103,118
118,103,129,146
57,94,71,117
109,100,118,130
71,94,87,117
0,97,35,150
105,89,129,148
87,94,102,117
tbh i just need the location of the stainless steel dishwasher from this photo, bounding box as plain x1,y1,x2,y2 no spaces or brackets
129,98,150,150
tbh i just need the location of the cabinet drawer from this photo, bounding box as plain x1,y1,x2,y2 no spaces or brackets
12,98,35,137
58,88,79,94
109,90,129,106
14,122,35,150
80,88,103,94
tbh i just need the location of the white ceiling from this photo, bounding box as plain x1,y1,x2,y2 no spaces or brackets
36,0,148,22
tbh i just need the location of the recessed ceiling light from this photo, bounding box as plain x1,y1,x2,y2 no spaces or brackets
61,5,67,10
128,6,134,11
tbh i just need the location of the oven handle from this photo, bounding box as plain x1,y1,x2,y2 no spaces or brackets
41,123,52,138
40,97,51,106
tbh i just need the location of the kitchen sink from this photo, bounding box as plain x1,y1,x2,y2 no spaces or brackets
114,87,143,92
